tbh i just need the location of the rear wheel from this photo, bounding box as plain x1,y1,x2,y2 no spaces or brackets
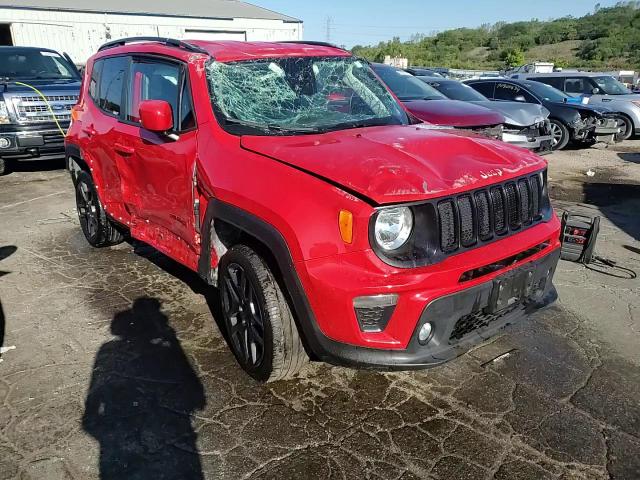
219,245,308,382
75,170,124,247
549,119,570,151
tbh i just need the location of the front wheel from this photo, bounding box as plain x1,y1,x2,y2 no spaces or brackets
75,170,124,247
0,158,8,176
614,115,633,141
549,119,570,151
219,245,308,382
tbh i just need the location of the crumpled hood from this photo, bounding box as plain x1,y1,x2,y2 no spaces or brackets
241,124,546,205
472,101,549,127
403,99,505,127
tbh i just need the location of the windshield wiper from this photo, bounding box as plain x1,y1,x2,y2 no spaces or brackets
320,117,396,132
224,117,321,134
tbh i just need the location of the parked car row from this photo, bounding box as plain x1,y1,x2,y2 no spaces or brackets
463,78,623,150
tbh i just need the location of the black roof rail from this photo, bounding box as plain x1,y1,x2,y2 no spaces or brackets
281,40,348,51
98,36,210,55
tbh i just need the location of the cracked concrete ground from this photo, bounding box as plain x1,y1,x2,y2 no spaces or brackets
0,153,639,480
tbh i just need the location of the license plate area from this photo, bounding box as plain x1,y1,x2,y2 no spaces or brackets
486,266,535,314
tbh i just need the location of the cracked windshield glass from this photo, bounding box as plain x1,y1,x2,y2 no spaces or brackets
206,56,408,135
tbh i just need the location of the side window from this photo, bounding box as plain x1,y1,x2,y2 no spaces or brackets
89,59,103,102
536,76,564,90
127,59,181,127
565,77,590,95
470,82,495,99
98,56,128,116
179,79,196,131
495,82,521,101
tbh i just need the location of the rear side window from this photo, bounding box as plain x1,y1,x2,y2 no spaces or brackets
495,82,537,102
565,77,592,95
469,82,495,98
127,58,195,131
535,76,564,90
98,56,128,116
89,59,103,102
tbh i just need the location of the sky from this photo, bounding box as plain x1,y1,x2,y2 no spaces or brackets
253,0,622,48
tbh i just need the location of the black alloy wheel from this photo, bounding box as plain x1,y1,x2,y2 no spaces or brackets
221,262,266,368
74,170,124,247
218,245,308,382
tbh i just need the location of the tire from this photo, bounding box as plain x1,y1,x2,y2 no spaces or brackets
0,158,7,176
549,119,570,151
219,245,308,382
614,114,633,141
75,170,124,247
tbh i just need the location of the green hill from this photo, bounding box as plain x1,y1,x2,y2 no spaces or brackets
351,2,640,70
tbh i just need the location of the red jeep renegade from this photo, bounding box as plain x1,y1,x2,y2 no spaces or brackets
66,38,561,382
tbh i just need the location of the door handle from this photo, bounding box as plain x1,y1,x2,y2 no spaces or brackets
82,126,96,137
114,143,135,156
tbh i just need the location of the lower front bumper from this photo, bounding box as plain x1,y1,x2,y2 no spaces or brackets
0,128,65,160
307,247,560,369
502,132,553,154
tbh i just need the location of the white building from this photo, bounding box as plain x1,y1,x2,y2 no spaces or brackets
0,0,302,63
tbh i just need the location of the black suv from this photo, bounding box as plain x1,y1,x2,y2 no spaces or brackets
0,46,81,175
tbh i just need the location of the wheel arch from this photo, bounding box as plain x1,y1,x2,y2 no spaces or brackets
198,198,321,358
65,143,90,184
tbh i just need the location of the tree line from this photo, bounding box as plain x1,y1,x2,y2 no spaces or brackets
351,2,640,70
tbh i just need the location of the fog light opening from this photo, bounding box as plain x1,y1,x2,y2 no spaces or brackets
0,137,10,149
418,322,434,345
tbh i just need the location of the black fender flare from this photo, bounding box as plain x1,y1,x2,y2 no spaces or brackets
65,143,89,182
198,198,351,363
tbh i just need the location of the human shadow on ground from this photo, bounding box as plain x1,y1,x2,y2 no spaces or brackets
82,297,206,480
0,245,18,359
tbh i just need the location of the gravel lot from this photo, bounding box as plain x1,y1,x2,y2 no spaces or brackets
0,142,639,480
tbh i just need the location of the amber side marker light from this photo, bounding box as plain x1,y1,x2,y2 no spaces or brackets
339,210,354,244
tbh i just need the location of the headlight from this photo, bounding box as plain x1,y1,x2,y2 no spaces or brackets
374,207,413,251
0,101,10,124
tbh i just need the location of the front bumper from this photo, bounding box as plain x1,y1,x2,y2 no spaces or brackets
502,131,553,153
0,127,66,160
301,247,560,369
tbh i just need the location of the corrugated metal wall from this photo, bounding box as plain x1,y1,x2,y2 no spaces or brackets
0,8,303,63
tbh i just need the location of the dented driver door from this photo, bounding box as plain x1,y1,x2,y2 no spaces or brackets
118,56,199,256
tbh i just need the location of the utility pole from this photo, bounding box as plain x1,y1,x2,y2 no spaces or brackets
325,16,333,43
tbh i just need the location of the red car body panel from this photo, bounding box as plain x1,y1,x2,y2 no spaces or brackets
66,40,561,361
241,124,545,204
403,99,505,127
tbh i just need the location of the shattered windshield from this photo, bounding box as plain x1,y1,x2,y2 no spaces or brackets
206,56,408,135
593,76,630,95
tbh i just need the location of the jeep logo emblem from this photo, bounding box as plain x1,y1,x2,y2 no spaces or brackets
480,169,503,179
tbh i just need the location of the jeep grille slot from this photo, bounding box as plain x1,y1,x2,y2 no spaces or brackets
437,200,458,253
436,171,546,254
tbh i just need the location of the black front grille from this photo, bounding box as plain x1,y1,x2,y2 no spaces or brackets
437,172,545,254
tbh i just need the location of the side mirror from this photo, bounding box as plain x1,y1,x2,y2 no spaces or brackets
514,95,526,102
592,87,600,94
139,100,174,133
